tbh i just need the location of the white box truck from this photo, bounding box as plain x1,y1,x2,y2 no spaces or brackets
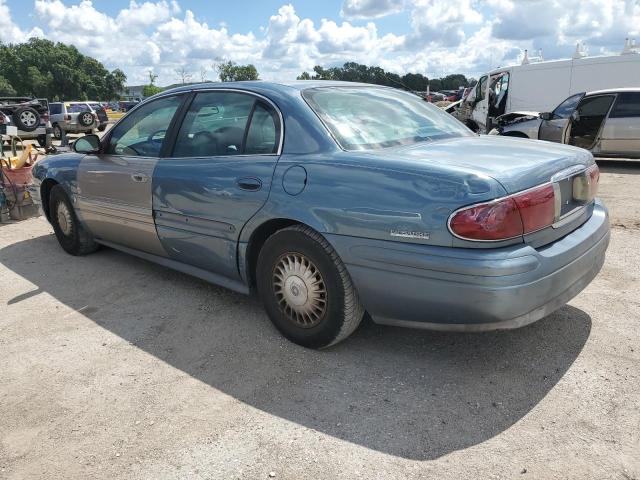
453,47,640,133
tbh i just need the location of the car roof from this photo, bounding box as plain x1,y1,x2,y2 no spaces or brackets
161,80,393,97
587,87,640,95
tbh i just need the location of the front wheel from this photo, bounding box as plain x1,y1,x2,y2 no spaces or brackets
257,225,364,348
49,185,99,256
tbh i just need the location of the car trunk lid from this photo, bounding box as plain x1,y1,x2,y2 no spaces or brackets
365,135,597,247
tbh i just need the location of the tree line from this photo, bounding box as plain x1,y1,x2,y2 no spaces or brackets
297,63,474,92
0,38,126,100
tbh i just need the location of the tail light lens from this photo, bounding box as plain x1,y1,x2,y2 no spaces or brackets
512,184,556,234
64,114,71,121
41,113,49,123
449,198,523,241
450,165,598,242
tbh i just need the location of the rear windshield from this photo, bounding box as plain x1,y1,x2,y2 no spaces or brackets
68,103,90,113
302,86,472,150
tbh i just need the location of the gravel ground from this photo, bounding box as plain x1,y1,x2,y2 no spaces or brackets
0,161,639,480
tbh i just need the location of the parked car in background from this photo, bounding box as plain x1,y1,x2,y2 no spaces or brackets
49,102,98,139
118,101,139,112
86,102,109,131
0,97,50,145
32,81,609,348
493,88,640,158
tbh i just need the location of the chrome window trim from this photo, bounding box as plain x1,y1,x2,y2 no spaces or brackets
102,88,285,159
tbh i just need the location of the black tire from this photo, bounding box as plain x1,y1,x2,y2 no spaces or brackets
13,107,40,132
98,125,106,132
52,124,62,140
37,135,47,147
49,185,99,256
77,111,94,127
257,225,364,348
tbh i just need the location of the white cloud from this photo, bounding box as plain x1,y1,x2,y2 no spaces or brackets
340,0,405,19
3,0,638,85
0,0,43,43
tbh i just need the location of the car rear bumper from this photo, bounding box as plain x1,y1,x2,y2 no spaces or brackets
326,200,610,331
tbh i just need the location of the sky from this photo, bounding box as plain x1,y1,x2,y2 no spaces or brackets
1,0,639,86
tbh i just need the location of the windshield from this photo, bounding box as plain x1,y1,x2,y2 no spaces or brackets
302,86,473,150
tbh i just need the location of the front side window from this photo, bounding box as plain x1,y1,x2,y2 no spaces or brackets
610,92,640,118
107,95,182,157
476,76,488,102
172,91,278,157
552,93,584,119
49,103,62,115
303,86,472,151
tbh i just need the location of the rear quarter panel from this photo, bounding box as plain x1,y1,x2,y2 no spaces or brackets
241,152,509,249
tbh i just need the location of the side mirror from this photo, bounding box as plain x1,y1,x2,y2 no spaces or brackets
539,112,553,121
570,110,580,122
73,134,101,153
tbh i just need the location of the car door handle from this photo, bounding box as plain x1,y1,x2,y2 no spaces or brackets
131,173,149,183
236,177,262,191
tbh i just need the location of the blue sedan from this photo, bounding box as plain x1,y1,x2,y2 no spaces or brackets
31,81,610,348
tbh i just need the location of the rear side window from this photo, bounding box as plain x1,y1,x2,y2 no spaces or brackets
68,103,89,113
610,92,640,118
245,103,278,154
172,92,279,157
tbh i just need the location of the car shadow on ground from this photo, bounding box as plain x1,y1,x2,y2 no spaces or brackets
1,234,592,461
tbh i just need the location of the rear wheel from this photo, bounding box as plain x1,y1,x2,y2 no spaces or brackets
52,124,62,140
257,225,364,348
49,185,99,256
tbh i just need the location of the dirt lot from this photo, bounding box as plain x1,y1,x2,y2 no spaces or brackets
1,161,639,480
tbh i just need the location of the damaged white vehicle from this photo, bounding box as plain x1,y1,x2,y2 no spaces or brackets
453,44,640,134
491,89,640,158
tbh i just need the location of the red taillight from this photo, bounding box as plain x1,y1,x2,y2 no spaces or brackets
449,197,524,241
41,113,49,122
65,114,71,121
450,183,556,241
512,184,556,234
450,165,600,242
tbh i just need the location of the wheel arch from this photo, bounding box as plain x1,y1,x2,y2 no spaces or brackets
40,178,59,221
243,217,318,289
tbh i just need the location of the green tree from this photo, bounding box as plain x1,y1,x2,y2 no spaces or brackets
142,84,163,97
0,38,127,100
296,62,472,93
0,75,16,95
216,61,259,82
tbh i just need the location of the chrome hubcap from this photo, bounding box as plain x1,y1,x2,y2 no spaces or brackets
82,113,92,124
273,253,327,328
21,111,37,126
56,202,72,236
